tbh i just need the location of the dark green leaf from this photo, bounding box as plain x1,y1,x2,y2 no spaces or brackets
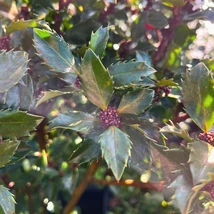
99,126,132,181
33,28,75,73
0,51,28,92
147,10,168,28
0,110,43,138
118,88,154,115
9,142,31,164
0,139,20,168
49,111,96,132
173,24,196,47
122,125,151,174
80,48,113,110
182,63,214,132
109,61,156,87
65,18,101,45
0,186,15,214
69,140,101,164
90,26,109,56
31,0,54,14
188,140,214,185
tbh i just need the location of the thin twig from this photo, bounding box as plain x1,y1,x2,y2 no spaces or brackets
63,159,101,214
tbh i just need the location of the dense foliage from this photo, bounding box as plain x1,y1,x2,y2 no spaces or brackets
0,0,214,213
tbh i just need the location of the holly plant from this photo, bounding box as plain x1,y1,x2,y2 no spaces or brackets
0,1,214,214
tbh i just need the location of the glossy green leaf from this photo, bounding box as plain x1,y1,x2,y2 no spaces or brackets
150,141,189,165
182,63,214,132
0,51,28,92
33,28,75,73
136,51,152,66
49,111,96,132
69,140,101,164
99,126,132,181
109,61,156,87
147,10,168,28
118,88,154,115
90,26,109,56
6,19,38,34
0,110,43,138
188,140,214,185
0,139,20,168
160,121,193,142
9,142,31,164
80,48,113,110
36,88,74,107
0,186,15,214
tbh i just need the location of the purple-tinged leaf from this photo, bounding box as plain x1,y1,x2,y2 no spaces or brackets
168,173,198,214
160,121,193,142
188,140,214,185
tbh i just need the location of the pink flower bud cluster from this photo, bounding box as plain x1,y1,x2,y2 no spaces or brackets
0,36,10,51
202,181,214,199
75,76,81,89
99,106,121,128
198,131,214,146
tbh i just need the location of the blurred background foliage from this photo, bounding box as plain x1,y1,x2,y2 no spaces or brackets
0,0,214,213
